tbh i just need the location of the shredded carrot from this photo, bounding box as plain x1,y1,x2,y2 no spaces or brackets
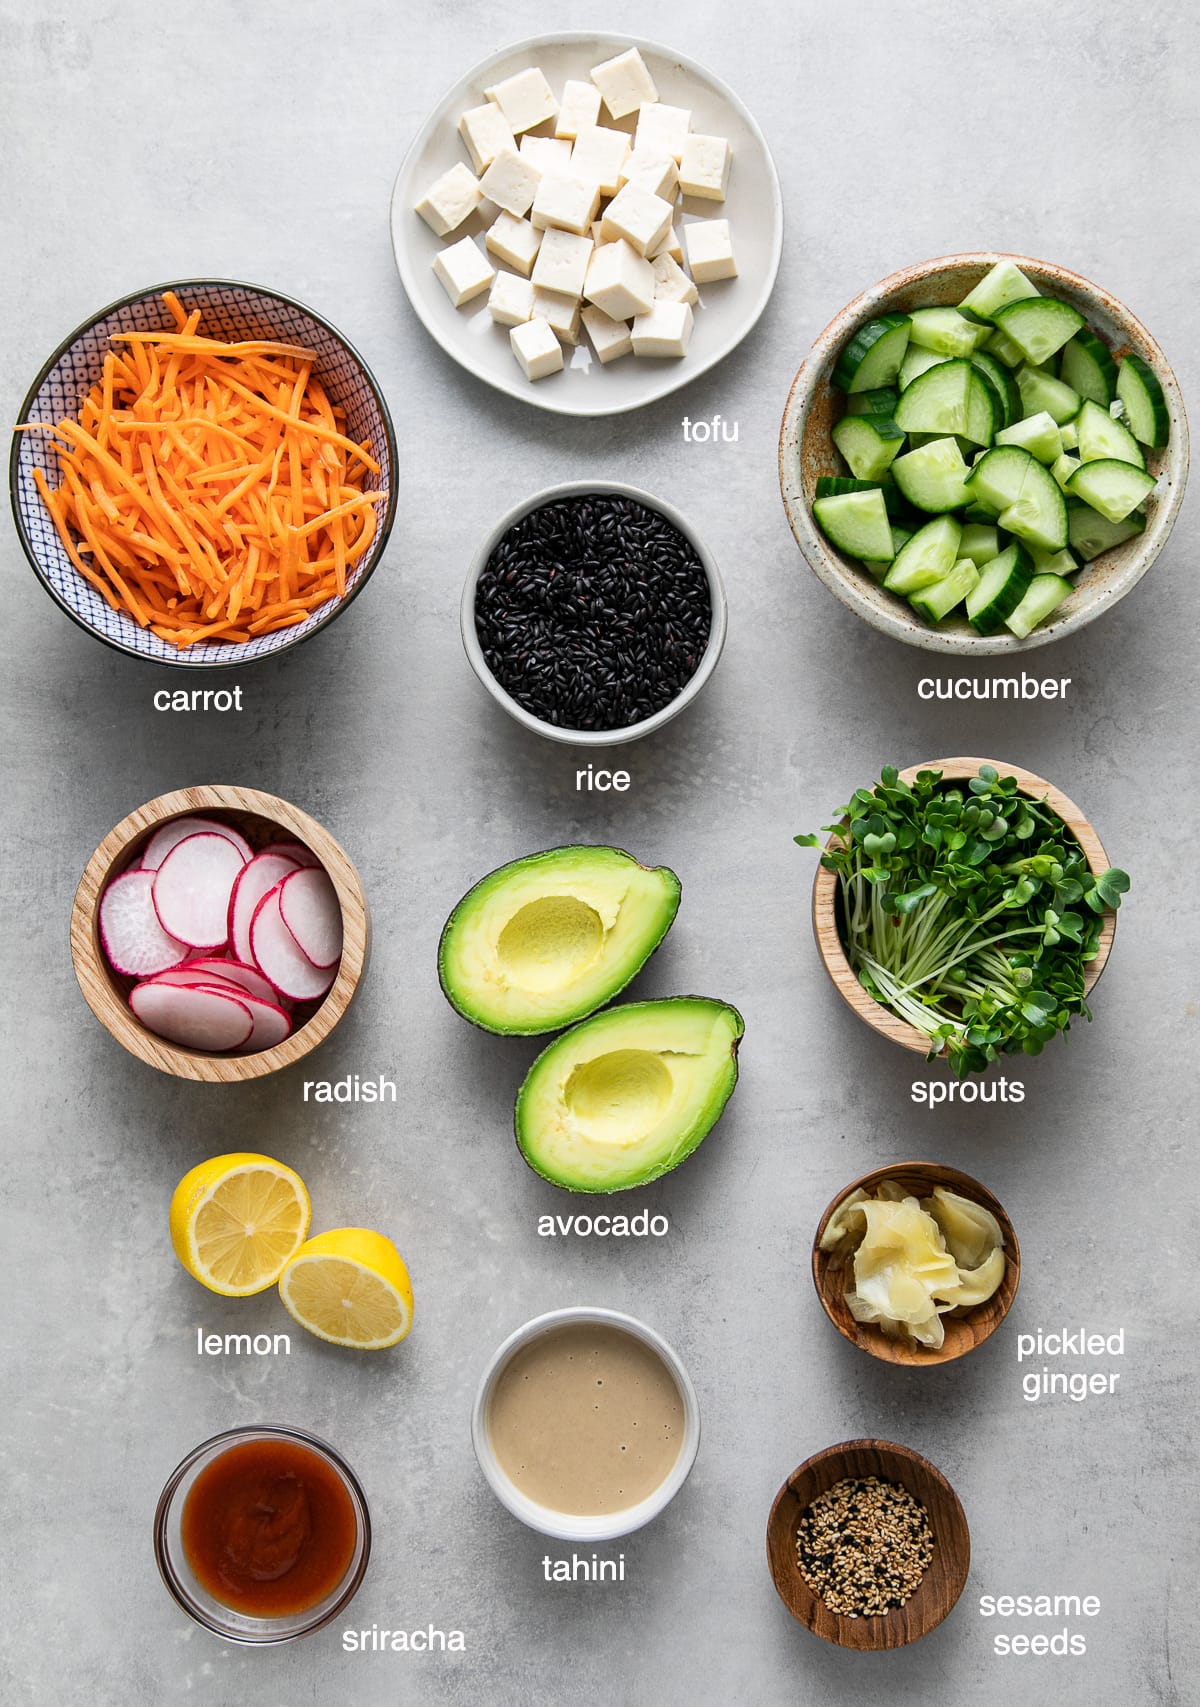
21,294,385,648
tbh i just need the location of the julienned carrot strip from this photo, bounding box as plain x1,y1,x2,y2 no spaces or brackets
21,293,384,647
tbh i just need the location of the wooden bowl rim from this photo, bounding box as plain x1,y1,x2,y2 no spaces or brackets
811,756,1116,1057
766,1437,971,1648
70,784,368,1082
810,1161,1021,1367
778,249,1190,655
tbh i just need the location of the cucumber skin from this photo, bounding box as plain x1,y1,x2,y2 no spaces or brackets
833,314,912,394
1116,352,1170,449
966,542,1034,634
1060,330,1117,406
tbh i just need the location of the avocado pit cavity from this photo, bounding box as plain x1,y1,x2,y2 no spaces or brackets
496,895,605,992
563,1049,675,1147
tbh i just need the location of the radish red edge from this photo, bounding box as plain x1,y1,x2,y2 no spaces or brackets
248,886,338,1003
128,982,256,1052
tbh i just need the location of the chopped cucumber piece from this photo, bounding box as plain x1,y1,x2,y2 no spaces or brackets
813,488,896,559
911,557,980,624
1016,364,1081,426
816,475,911,521
833,314,912,393
1059,330,1117,406
1059,418,1079,451
845,387,900,418
1005,573,1073,639
883,515,962,594
1116,352,1170,449
959,523,1001,565
891,437,974,514
1066,499,1146,561
965,542,1034,634
967,445,1068,550
832,414,906,481
894,358,996,447
984,326,1028,369
1050,452,1081,493
861,526,913,581
970,351,1021,429
906,306,990,357
963,499,1000,523
997,410,1062,464
1075,398,1146,469
958,261,1040,323
898,344,948,390
1030,547,1080,576
991,297,1086,366
1066,458,1157,522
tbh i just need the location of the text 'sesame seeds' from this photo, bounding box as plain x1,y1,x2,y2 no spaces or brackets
475,493,711,731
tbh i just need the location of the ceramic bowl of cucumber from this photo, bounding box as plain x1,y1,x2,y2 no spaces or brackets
779,253,1189,654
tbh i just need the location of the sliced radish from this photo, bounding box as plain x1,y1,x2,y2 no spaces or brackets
151,833,246,949
138,977,292,1051
130,982,254,1051
231,992,293,1052
228,853,301,965
259,840,321,869
278,867,343,969
99,869,190,976
138,968,248,992
178,957,288,1008
141,815,252,871
250,888,337,1002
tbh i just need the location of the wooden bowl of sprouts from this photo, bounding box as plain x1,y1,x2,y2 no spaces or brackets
808,757,1119,1071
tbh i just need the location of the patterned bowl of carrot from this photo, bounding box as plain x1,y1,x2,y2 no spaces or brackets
10,280,397,667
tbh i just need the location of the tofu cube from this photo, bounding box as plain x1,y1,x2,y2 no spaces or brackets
650,224,684,264
457,103,516,174
555,78,602,140
678,134,732,201
510,316,564,380
432,235,495,307
583,239,655,321
530,228,593,298
684,219,737,282
590,47,658,120
569,126,631,197
485,212,542,277
631,299,694,358
484,66,558,134
581,304,633,364
600,181,674,257
520,135,573,176
531,173,602,236
636,103,692,162
414,162,483,237
621,149,678,201
651,251,698,306
532,289,582,344
488,271,535,326
479,148,541,218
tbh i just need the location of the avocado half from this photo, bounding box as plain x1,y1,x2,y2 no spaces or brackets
515,996,744,1193
438,846,681,1035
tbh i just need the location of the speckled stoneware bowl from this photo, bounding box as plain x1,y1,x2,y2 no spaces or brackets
779,252,1189,654
10,280,397,668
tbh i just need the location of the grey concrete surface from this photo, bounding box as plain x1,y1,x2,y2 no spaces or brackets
2,1,1198,1703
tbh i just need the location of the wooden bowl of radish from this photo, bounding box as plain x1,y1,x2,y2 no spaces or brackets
72,785,368,1082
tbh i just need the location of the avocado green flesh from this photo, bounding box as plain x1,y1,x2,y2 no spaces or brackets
516,997,743,1193
438,846,681,1035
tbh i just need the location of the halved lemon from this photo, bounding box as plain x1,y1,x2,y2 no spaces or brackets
169,1152,311,1297
278,1228,413,1349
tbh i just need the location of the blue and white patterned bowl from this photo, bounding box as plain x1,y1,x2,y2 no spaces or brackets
10,279,397,668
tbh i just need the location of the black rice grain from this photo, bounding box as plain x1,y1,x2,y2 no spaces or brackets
475,494,712,731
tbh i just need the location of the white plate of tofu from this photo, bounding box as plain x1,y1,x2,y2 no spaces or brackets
391,33,783,415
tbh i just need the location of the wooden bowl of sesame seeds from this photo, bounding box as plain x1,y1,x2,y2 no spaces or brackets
766,1440,970,1649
